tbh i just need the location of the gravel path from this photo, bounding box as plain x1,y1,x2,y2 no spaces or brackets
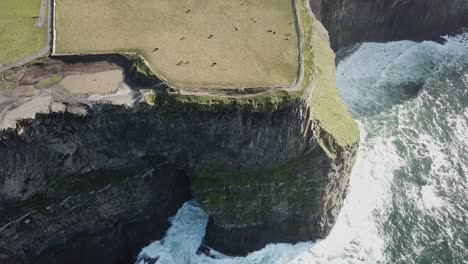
1,0,309,99
35,0,48,27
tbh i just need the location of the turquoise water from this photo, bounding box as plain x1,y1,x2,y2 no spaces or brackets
136,33,468,264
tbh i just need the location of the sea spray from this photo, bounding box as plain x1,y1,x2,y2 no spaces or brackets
136,33,468,264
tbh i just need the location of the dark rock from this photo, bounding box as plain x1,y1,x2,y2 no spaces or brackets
202,144,357,255
310,0,468,50
0,96,357,260
0,117,191,264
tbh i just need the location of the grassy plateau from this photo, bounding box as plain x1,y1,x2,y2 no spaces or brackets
0,0,47,65
55,0,299,88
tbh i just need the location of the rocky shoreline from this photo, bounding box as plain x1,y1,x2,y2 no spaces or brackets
1,0,466,263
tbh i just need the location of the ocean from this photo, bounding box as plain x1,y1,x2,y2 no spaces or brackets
135,33,468,264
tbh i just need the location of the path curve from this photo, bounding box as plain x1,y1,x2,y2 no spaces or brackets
51,0,305,95
1,0,311,100
0,0,53,73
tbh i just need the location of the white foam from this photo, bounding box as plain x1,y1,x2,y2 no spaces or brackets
136,201,209,264
136,123,396,264
420,185,443,209
136,32,468,264
336,33,468,117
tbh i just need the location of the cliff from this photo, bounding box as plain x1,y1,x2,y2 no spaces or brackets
0,0,359,262
310,0,468,50
0,99,357,261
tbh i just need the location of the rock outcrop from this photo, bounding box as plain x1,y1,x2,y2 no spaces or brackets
0,0,360,261
0,96,357,261
310,0,468,50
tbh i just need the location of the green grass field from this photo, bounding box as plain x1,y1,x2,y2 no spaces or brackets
55,0,299,88
0,0,47,65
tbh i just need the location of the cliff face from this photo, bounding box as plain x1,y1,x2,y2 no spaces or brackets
310,0,468,50
193,101,357,254
0,98,357,261
0,108,193,263
0,0,360,261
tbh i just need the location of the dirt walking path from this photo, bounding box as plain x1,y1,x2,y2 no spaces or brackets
1,0,309,99
35,0,48,27
0,0,53,73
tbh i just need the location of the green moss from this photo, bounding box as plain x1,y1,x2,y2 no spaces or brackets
195,152,323,188
193,149,327,205
303,1,359,148
297,0,316,92
144,93,157,105
192,148,329,224
36,75,63,89
131,0,358,151
122,53,154,77
149,91,302,112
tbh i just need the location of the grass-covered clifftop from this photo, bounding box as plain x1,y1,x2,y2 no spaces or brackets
55,0,299,88
142,0,359,153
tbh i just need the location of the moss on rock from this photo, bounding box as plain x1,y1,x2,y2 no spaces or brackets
192,148,329,226
142,0,358,152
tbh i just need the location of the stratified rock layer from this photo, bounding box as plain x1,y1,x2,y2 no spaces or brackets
0,95,357,260
0,110,192,263
310,0,468,49
0,0,359,261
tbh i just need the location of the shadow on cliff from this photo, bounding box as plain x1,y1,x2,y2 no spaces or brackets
310,0,468,50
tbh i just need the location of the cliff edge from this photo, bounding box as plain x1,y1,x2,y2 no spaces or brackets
0,0,359,262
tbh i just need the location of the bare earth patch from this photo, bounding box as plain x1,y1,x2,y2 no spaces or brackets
59,70,124,94
54,0,299,88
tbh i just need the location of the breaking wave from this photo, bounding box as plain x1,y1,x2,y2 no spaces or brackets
136,33,468,264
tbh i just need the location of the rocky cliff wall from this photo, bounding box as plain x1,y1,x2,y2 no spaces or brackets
0,0,360,261
0,96,357,261
310,0,468,50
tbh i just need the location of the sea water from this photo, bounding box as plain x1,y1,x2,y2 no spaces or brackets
136,33,468,264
